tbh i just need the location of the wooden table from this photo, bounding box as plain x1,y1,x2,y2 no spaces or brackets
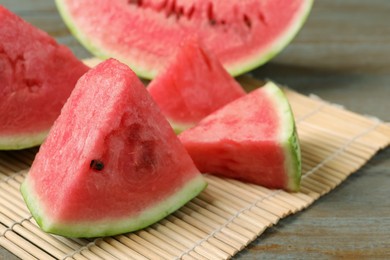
1,0,389,259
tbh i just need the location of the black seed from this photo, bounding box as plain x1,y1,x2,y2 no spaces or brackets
90,160,104,171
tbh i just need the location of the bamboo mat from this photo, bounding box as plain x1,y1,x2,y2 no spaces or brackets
1,79,390,260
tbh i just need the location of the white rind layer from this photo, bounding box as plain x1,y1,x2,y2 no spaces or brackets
0,130,49,150
21,172,206,238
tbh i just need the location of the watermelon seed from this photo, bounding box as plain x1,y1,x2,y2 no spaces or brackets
127,0,142,6
207,3,216,25
175,6,184,20
169,0,177,19
187,5,195,19
127,0,196,22
90,160,104,171
243,14,252,29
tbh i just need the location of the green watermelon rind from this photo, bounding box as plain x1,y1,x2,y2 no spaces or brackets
21,174,207,238
170,121,195,135
0,131,49,150
54,0,156,79
285,125,301,191
55,0,313,79
263,82,301,191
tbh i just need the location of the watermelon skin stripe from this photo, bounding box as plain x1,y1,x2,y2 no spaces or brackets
55,0,313,79
21,172,206,238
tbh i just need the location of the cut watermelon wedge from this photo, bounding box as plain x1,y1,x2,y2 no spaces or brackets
21,59,207,238
0,6,89,150
179,82,301,191
147,37,246,133
55,0,313,79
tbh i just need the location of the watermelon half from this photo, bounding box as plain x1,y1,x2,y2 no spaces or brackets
21,59,207,238
55,0,313,79
0,6,89,150
179,82,301,191
147,37,246,133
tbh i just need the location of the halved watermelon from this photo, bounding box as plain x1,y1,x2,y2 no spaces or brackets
0,6,89,150
21,59,207,238
147,37,246,133
55,0,313,79
179,82,301,191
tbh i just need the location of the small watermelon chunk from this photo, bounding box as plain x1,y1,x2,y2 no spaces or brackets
0,6,89,150
147,37,246,133
21,59,207,238
179,82,301,191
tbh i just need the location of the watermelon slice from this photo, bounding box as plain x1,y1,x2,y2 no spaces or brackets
21,59,207,238
147,37,246,133
179,82,301,191
0,6,89,150
55,0,313,79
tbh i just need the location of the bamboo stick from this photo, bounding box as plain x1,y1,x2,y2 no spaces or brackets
125,233,175,259
173,210,243,251
137,229,185,256
0,84,389,260
0,235,37,260
104,236,151,259
166,215,232,259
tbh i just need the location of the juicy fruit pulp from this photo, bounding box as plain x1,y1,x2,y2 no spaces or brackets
21,59,206,238
147,37,246,133
179,82,301,191
0,6,89,150
56,0,313,79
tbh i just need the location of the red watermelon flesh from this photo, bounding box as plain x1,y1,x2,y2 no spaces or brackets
21,59,207,238
147,37,246,133
0,6,89,150
56,0,313,79
179,82,301,191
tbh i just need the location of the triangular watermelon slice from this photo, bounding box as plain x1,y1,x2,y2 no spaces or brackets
147,37,246,133
0,6,89,150
21,59,207,238
179,82,301,191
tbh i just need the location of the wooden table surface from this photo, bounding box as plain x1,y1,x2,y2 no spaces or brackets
1,0,389,259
